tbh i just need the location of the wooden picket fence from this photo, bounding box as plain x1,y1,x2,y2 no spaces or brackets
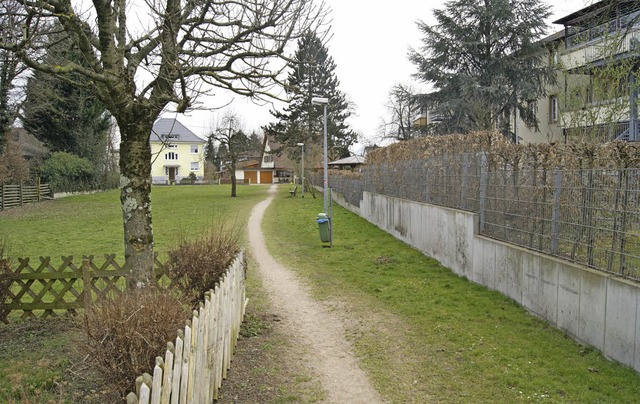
1,254,180,322
125,252,248,403
0,180,52,210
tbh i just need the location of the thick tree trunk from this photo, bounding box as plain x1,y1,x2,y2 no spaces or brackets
119,119,155,289
231,174,237,197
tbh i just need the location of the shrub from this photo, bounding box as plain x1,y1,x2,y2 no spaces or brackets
82,288,189,395
166,221,241,307
40,151,96,193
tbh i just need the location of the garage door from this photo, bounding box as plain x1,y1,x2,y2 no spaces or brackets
245,171,257,184
260,171,273,184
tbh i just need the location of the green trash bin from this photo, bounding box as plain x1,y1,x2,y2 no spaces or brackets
316,213,330,243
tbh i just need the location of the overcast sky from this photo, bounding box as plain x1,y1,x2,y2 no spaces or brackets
181,0,589,150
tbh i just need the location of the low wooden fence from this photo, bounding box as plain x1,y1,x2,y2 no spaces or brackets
125,252,247,403
0,181,53,210
1,254,178,322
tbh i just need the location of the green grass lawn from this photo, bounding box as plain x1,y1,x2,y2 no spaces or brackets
0,184,267,261
262,186,640,403
0,184,269,402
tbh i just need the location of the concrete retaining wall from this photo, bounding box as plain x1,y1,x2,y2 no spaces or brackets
340,190,640,372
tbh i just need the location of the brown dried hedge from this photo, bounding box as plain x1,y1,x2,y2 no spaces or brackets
83,288,189,396
165,221,241,308
365,131,640,170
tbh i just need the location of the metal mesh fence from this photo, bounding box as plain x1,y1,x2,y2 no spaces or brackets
319,154,640,282
325,175,364,208
482,167,640,280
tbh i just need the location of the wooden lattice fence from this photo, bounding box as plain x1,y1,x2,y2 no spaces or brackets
1,254,178,322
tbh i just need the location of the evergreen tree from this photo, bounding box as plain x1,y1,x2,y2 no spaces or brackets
247,131,264,157
22,29,111,168
204,134,217,166
409,0,554,136
268,31,356,158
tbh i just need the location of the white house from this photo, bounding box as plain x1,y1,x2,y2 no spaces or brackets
150,118,206,184
229,135,293,184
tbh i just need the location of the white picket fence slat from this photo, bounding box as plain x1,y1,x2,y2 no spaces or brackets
126,251,247,403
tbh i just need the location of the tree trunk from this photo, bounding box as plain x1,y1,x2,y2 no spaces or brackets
231,174,237,197
119,118,155,289
230,159,237,197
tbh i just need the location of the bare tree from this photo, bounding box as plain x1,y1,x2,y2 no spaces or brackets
0,0,326,287
379,83,424,141
213,112,248,197
0,1,27,149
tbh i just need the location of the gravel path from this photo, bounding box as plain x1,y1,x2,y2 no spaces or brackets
248,185,382,404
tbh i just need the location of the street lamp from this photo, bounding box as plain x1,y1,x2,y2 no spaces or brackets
296,142,305,198
311,96,331,247
311,97,329,213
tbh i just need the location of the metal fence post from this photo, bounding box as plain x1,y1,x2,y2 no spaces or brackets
479,153,487,232
461,153,469,210
425,165,429,203
551,169,562,255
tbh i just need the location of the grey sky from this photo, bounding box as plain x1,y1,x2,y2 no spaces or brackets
182,0,588,149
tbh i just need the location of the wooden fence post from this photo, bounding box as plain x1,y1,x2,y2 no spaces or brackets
82,258,92,310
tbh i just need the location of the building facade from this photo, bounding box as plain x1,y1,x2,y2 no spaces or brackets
150,118,206,184
518,0,640,144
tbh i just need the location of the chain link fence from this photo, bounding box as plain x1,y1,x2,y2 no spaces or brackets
317,154,640,281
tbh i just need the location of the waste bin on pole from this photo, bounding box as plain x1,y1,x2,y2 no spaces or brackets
316,213,331,243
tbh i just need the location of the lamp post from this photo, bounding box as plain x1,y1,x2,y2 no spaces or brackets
312,96,331,247
311,97,329,213
296,142,305,198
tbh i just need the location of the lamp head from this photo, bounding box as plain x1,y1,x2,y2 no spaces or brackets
296,143,304,146
311,97,329,105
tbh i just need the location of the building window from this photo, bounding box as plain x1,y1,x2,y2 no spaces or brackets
166,152,178,160
525,100,537,127
549,95,559,123
263,154,273,163
190,144,199,154
190,162,199,171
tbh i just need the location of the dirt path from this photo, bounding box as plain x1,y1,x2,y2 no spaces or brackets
247,186,382,404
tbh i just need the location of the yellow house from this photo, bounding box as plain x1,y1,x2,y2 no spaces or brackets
150,118,206,184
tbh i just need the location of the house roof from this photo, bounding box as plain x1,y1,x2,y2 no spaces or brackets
329,155,366,166
151,118,205,143
553,0,638,26
263,135,295,170
10,128,48,158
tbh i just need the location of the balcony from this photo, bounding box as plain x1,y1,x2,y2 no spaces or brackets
562,27,640,70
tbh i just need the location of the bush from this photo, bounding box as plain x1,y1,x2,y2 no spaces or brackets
82,288,189,395
166,221,241,307
40,151,96,193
